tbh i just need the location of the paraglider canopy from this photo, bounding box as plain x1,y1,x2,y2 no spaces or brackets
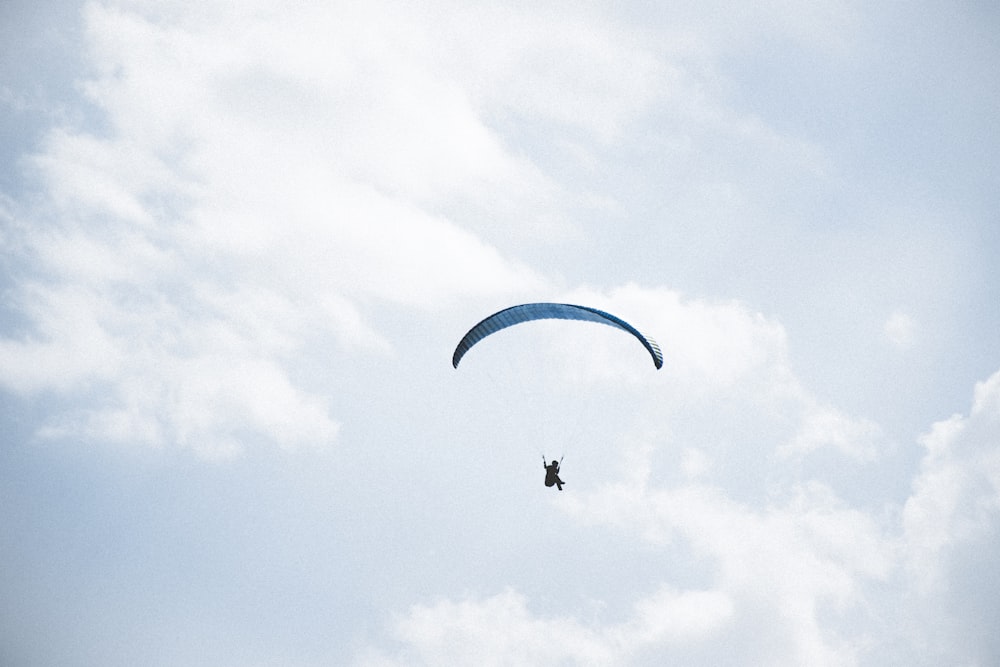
452,302,663,370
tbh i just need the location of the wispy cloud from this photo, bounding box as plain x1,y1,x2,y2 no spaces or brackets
2,0,557,456
883,310,917,350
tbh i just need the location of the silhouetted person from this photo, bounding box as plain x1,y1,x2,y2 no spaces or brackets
543,457,564,490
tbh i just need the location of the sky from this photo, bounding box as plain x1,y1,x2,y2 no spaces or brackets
1,0,999,665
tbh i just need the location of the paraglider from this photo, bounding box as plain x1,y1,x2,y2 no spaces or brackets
452,302,663,370
452,302,662,490
543,456,565,490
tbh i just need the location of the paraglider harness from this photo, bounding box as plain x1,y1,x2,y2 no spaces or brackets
543,455,565,491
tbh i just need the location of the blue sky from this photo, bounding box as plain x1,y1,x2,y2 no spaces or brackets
2,1,999,665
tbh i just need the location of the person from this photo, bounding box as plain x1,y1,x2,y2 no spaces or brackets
543,457,565,491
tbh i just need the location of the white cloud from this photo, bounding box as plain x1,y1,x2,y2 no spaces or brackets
782,401,882,462
78,0,560,213
367,472,892,665
680,447,712,478
432,3,667,143
883,310,917,350
359,586,733,667
902,369,1000,592
546,285,883,460
0,282,124,394
531,284,795,395
1,0,565,456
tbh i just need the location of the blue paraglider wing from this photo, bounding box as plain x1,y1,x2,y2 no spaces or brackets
452,303,663,369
